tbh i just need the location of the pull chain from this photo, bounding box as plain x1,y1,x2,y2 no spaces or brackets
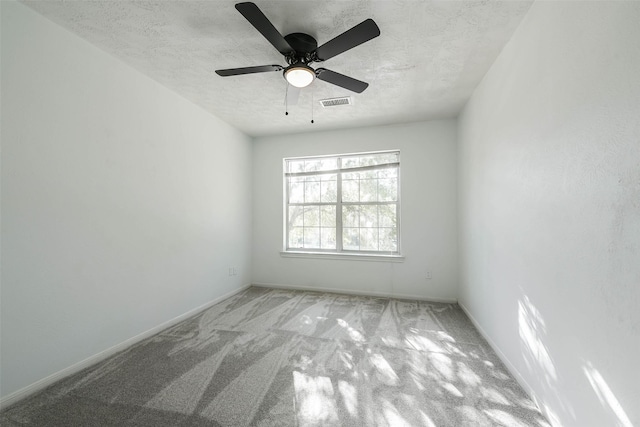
311,85,315,124
284,83,289,116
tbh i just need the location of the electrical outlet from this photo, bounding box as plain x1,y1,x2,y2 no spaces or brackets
426,271,432,279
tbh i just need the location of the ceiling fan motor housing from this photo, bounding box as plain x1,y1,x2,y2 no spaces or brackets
284,33,318,56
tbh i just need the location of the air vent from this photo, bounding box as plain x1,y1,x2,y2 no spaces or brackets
319,96,352,108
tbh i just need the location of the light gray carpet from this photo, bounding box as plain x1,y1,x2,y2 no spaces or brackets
1,287,550,426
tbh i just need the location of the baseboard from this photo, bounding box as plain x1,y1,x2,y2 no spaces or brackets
457,301,555,426
251,282,458,304
0,284,251,409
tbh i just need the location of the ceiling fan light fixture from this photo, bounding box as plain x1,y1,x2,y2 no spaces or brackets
284,64,315,88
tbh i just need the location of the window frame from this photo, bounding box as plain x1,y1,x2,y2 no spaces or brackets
282,150,402,259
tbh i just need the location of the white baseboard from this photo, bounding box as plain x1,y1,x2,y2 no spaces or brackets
251,282,458,304
0,284,251,409
457,301,556,426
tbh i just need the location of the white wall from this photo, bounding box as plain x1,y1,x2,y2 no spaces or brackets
252,121,458,301
458,2,640,426
1,2,251,400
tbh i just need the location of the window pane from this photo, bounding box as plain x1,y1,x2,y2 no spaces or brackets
303,206,320,226
322,158,339,170
320,174,337,202
359,155,378,167
341,152,398,169
379,204,396,227
287,160,305,173
320,228,336,249
379,227,398,252
289,227,304,248
342,178,359,202
360,228,378,251
289,177,304,203
285,151,400,255
288,206,304,227
378,167,397,179
342,172,359,180
362,170,377,179
359,205,378,228
378,178,397,201
342,205,359,227
304,159,323,172
303,227,320,248
359,179,377,202
321,206,336,227
342,157,359,169
304,177,320,203
305,158,337,172
343,227,359,250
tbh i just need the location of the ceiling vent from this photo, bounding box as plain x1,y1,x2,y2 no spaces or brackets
319,96,352,108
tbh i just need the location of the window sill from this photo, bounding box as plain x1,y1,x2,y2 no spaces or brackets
280,251,405,262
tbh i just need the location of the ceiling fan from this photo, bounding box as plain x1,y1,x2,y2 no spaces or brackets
215,2,380,94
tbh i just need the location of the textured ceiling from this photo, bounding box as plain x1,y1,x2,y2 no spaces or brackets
23,0,533,137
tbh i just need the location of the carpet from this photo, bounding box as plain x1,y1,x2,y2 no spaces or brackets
1,286,550,426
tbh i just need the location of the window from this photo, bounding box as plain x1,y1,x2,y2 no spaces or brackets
284,150,400,256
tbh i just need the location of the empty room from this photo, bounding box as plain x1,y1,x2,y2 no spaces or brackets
1,0,638,426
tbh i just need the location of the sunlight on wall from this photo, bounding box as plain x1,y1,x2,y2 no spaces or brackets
518,296,557,382
542,404,561,427
518,295,579,425
583,362,632,427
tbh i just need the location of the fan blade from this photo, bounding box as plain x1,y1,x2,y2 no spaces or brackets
286,84,301,105
315,68,369,93
235,2,293,55
315,19,380,61
215,65,283,76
